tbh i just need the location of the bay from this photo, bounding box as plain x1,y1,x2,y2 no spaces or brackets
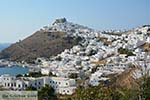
0,66,29,76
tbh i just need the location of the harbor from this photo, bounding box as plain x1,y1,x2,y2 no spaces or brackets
0,66,29,76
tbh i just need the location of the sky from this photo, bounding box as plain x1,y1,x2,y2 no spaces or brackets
0,0,150,43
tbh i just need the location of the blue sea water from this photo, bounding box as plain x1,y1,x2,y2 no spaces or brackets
0,43,11,51
0,66,29,76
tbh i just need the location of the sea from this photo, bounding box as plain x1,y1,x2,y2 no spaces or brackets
0,66,29,76
0,44,29,76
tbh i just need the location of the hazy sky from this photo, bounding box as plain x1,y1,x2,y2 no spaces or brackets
0,0,150,43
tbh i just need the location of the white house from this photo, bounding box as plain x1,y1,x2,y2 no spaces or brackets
41,68,51,75
0,75,76,95
43,77,76,95
0,75,44,90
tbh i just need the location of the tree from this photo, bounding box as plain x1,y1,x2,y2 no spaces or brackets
16,74,23,78
118,47,135,56
141,76,150,100
27,72,45,77
91,67,97,73
26,86,37,91
55,56,62,61
38,84,57,100
69,73,78,79
49,72,56,77
74,36,83,44
139,51,150,100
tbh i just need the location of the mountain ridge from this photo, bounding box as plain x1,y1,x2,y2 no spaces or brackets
0,18,85,63
0,18,149,63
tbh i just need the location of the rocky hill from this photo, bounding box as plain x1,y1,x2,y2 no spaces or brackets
0,18,84,63
1,18,149,64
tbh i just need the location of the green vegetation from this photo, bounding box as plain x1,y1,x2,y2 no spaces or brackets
69,73,78,79
49,72,57,77
55,56,62,61
62,72,150,100
24,72,46,77
38,84,57,100
26,86,37,91
88,49,97,56
141,76,150,100
70,85,139,100
16,74,23,77
74,36,83,44
118,47,135,56
91,67,97,73
26,85,57,100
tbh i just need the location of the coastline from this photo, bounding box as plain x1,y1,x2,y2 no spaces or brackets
0,59,28,68
0,65,29,76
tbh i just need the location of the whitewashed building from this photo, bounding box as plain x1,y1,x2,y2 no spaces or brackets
0,75,76,95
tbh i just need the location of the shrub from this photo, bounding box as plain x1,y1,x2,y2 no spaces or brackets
69,73,78,79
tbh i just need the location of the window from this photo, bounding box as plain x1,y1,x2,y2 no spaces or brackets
39,82,41,85
50,81,51,83
35,83,37,86
4,78,5,80
66,83,68,85
8,83,10,87
4,83,6,86
67,90,69,93
11,83,13,87
18,84,21,88
14,83,16,87
59,82,61,84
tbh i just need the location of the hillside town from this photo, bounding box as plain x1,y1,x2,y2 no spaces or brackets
0,18,150,95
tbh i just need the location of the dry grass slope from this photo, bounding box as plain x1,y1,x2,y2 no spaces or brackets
0,30,79,63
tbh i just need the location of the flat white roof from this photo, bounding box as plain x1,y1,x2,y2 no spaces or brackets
51,77,70,81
